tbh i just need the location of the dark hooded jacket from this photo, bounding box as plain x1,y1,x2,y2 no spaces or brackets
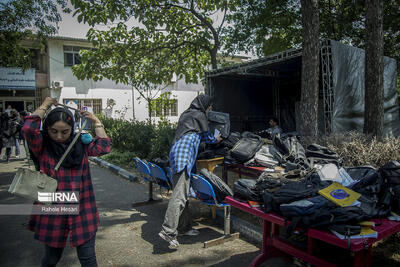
173,95,212,143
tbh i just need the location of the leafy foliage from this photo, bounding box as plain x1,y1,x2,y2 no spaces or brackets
149,118,177,160
225,0,302,56
226,0,400,64
95,114,176,160
71,0,241,89
0,0,70,69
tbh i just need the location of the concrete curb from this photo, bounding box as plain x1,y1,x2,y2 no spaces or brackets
89,157,138,182
89,156,263,244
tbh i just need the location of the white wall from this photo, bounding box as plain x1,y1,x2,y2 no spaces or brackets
135,90,202,124
47,38,204,123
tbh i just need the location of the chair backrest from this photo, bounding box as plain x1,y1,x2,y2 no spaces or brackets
191,174,216,200
148,162,172,185
133,157,151,176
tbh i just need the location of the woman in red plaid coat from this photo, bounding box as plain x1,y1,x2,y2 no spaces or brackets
22,97,110,267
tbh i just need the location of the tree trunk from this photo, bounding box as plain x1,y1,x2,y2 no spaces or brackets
364,0,384,139
147,99,153,124
300,0,320,138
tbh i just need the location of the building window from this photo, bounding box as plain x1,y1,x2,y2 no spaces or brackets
150,98,178,117
63,98,102,114
63,46,90,66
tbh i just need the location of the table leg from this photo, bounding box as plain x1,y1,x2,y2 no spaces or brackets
249,220,271,267
211,206,217,219
222,162,228,183
308,234,314,255
353,247,372,267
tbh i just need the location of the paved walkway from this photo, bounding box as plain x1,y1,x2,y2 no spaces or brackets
0,149,290,266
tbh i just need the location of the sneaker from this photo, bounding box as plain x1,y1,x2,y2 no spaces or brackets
15,155,20,159
158,231,180,249
178,229,200,236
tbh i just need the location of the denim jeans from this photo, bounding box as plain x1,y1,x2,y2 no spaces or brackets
15,139,20,156
41,235,97,267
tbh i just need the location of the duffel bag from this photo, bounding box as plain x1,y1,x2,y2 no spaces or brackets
230,132,263,163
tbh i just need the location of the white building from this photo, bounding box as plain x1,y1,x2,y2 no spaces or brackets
0,36,248,123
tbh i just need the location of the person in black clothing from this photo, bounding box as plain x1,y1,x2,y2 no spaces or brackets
1,111,17,162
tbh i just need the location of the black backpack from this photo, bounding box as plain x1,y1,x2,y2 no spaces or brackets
221,131,241,149
230,132,263,163
380,161,400,213
380,161,400,185
347,166,382,198
199,168,233,203
263,173,331,213
208,111,230,139
285,204,367,236
233,179,261,202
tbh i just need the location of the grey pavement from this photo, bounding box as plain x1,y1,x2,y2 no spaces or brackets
0,148,292,267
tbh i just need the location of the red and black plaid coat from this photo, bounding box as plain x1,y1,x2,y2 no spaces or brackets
22,115,111,248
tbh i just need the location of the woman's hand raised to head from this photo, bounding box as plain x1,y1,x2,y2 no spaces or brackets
79,110,100,123
33,97,58,118
42,97,58,109
79,110,108,138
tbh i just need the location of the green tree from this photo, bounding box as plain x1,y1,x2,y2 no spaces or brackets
70,0,240,89
0,0,70,69
225,0,302,56
227,0,399,63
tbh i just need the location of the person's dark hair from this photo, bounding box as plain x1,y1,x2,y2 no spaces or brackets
19,110,28,117
42,108,74,132
269,116,279,124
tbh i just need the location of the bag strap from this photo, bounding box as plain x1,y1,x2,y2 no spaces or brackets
54,119,88,171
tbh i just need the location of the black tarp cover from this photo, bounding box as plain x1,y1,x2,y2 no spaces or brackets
331,40,400,137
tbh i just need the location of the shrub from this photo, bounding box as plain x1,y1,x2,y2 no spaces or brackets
303,132,400,168
101,149,137,169
95,114,176,162
149,118,177,160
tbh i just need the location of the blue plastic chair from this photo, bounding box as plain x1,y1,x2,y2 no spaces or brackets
132,157,163,206
190,173,239,247
148,162,173,190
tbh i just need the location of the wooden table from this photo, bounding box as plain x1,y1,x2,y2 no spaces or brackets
225,196,400,267
197,156,224,173
222,163,267,183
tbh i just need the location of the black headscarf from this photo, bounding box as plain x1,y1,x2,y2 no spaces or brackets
173,94,212,143
41,107,84,169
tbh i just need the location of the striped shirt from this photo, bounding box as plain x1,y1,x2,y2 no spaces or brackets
169,132,217,175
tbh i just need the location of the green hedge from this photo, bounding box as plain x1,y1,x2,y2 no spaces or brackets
95,115,177,161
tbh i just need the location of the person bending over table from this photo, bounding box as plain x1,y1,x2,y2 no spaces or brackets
159,95,222,249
